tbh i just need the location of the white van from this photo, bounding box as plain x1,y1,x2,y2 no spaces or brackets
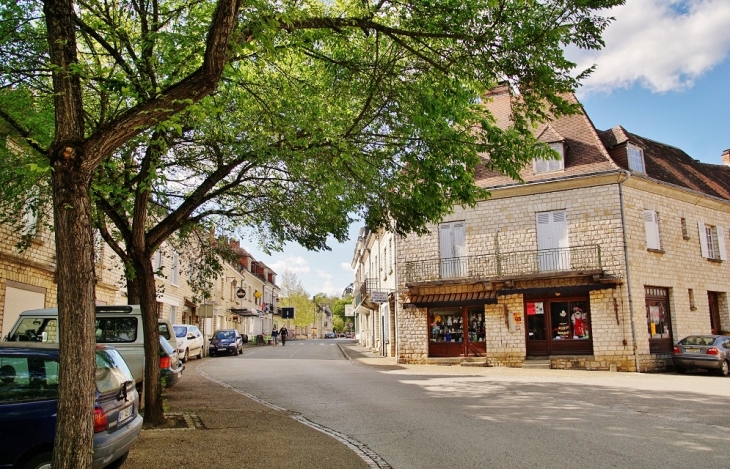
4,305,175,390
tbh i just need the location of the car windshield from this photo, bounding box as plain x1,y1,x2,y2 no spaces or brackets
174,326,188,338
215,331,234,340
680,336,716,346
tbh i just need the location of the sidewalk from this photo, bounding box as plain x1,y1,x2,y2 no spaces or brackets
124,343,372,469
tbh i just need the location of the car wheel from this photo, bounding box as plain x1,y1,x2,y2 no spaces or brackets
674,366,687,374
23,452,52,469
182,348,189,363
719,360,730,377
105,451,129,469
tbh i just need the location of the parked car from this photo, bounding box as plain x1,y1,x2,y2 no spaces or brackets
673,335,730,376
4,305,175,392
208,329,243,356
0,342,143,469
159,336,184,388
324,332,336,339
173,324,204,362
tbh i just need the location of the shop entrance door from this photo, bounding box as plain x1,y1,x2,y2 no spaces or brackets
526,298,592,356
428,306,486,357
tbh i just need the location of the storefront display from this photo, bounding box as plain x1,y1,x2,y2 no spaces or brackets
428,306,485,357
526,297,593,356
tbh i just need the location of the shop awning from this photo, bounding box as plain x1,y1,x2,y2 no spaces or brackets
406,291,498,307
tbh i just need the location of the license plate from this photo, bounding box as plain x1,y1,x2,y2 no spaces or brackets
118,405,132,423
684,347,700,353
218,348,227,351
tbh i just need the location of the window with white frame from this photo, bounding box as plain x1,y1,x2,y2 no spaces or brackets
698,222,727,261
153,250,163,277
533,142,564,174
627,145,645,173
643,210,661,250
171,253,179,285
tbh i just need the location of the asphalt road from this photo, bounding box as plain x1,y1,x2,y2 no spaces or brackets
201,339,730,469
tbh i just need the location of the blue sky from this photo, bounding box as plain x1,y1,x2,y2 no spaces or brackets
245,0,730,297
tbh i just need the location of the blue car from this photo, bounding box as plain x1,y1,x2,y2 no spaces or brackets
208,329,243,356
0,343,143,469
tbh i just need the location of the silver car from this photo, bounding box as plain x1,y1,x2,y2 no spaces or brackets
673,335,730,376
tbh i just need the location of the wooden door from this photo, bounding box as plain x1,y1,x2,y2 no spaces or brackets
709,292,721,335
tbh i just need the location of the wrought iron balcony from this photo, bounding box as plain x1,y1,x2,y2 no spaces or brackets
405,245,602,284
354,278,379,307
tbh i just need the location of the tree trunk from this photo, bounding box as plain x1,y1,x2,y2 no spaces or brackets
132,253,165,425
51,159,96,468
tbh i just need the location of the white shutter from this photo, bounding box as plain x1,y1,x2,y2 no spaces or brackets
644,210,660,250
452,222,466,257
718,226,727,261
698,222,709,258
439,223,453,259
537,211,568,271
2,286,45,339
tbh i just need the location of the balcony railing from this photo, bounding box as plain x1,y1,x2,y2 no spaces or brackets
405,245,602,284
354,278,379,306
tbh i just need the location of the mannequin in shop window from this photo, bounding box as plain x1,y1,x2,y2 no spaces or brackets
571,306,586,339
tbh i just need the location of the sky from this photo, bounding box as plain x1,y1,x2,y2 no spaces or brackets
242,0,730,298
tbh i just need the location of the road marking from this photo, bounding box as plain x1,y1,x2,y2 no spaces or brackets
197,364,391,469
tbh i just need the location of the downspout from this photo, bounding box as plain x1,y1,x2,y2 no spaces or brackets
618,170,641,373
393,230,399,363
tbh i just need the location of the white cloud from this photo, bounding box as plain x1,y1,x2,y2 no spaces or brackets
317,269,333,281
340,262,354,273
570,0,730,94
269,256,310,276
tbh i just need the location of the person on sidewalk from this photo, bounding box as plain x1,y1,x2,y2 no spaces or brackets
271,327,278,346
279,325,288,346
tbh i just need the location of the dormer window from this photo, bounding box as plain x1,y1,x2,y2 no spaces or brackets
533,142,564,174
627,144,645,173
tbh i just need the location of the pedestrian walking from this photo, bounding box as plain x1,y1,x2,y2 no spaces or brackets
279,325,288,346
271,327,278,345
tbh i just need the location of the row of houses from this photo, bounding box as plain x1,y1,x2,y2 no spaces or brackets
0,217,280,340
352,85,730,372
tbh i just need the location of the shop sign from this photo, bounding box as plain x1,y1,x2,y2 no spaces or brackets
371,291,388,303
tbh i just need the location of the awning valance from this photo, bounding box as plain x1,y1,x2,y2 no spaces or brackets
406,290,497,307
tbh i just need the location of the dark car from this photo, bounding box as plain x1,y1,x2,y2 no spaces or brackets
209,329,243,356
673,335,730,376
0,342,142,469
159,336,184,388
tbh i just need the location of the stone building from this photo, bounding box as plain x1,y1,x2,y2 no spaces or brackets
391,85,730,372
352,227,397,356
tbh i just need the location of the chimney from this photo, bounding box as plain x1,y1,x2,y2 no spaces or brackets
723,149,730,166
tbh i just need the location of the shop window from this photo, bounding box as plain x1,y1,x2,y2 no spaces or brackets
645,286,673,353
429,308,464,343
550,301,590,340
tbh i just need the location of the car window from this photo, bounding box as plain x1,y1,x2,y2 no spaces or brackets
158,322,173,341
174,326,188,338
0,355,59,403
95,349,134,393
192,327,201,336
8,318,59,342
96,317,137,343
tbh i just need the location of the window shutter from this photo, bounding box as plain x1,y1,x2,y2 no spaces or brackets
439,223,453,259
643,210,660,250
718,226,727,261
452,222,466,257
698,222,709,258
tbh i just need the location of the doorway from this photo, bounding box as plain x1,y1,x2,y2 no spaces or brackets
708,291,721,335
428,306,486,357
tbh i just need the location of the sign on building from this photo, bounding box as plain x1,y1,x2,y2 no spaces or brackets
371,291,388,303
281,307,295,319
344,305,355,317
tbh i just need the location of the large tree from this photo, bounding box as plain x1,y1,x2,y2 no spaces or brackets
0,0,622,465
